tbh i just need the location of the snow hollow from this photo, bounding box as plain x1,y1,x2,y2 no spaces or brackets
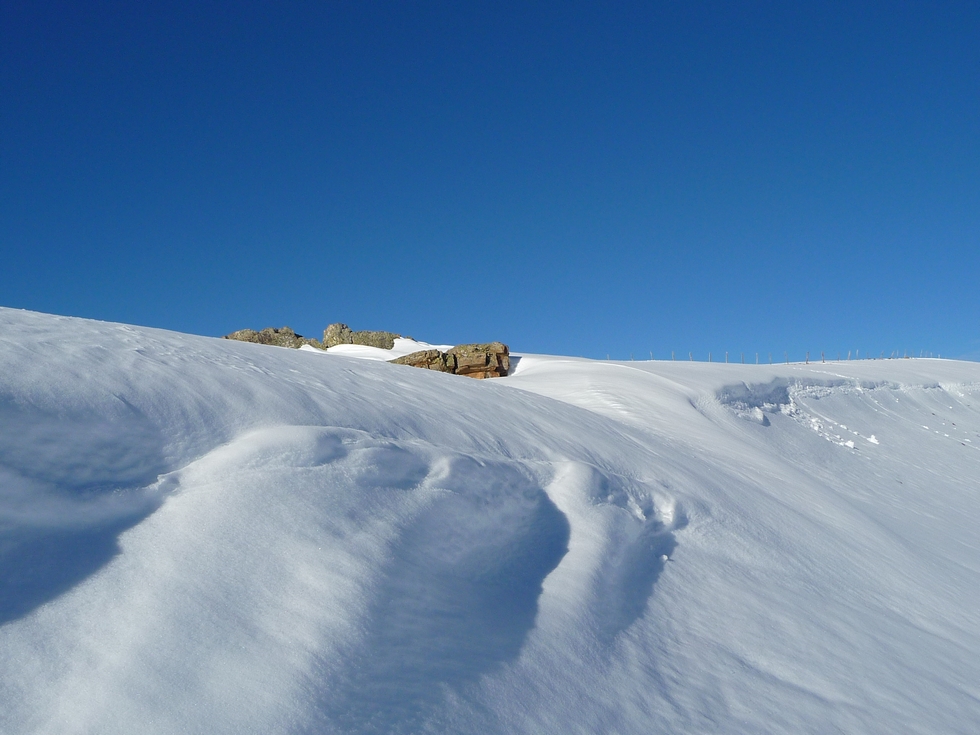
2,307,979,734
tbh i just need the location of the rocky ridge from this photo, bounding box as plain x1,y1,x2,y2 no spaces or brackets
224,323,509,378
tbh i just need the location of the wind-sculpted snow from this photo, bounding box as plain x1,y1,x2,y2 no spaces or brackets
2,308,980,734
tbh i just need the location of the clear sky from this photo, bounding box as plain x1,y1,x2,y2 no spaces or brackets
2,1,978,360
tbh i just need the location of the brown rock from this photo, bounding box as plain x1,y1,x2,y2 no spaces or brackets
389,349,454,372
323,323,400,350
350,330,399,349
322,323,354,348
224,328,263,344
448,342,510,379
223,327,323,350
388,342,510,379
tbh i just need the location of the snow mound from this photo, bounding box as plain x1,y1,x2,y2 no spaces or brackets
2,308,980,734
302,336,453,361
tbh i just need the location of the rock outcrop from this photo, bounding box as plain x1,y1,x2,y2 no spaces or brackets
389,349,454,373
448,342,510,378
390,342,510,379
322,323,353,348
224,327,322,349
323,323,400,350
223,323,509,380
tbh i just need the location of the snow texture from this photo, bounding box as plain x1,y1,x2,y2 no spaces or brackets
1,307,979,734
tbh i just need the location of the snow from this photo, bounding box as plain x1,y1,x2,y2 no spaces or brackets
301,337,452,361
2,307,980,734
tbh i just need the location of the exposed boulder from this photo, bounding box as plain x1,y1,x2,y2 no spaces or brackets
351,330,400,349
389,342,510,379
323,323,400,350
448,342,510,379
322,323,353,348
389,349,454,373
223,327,323,350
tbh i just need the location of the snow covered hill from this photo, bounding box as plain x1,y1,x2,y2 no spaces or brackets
2,307,979,735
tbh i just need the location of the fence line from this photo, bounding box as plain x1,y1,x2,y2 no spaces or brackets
619,349,939,363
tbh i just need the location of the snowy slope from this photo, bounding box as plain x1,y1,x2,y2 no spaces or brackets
1,307,979,735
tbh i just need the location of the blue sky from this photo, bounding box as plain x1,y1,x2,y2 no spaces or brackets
2,1,978,360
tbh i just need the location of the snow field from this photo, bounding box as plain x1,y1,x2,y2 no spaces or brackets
1,307,979,734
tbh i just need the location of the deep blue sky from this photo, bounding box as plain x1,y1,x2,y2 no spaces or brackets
2,1,978,360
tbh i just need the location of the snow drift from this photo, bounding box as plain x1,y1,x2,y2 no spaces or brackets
1,307,979,734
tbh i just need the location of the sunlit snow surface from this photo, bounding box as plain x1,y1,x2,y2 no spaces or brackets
2,308,979,734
